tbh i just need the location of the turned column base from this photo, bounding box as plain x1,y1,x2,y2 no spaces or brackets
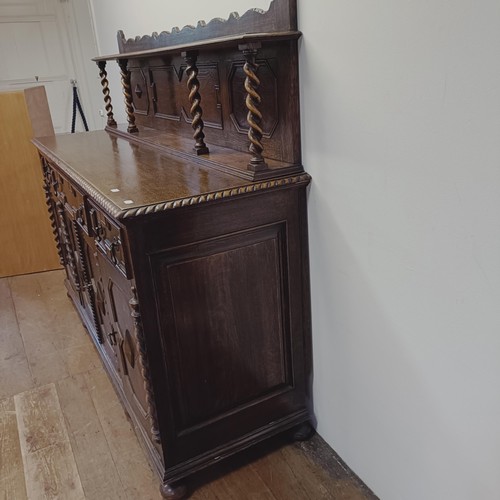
247,156,268,172
160,482,187,499
194,145,209,156
292,421,315,442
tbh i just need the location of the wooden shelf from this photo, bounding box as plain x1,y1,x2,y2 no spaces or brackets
107,124,303,181
93,31,301,61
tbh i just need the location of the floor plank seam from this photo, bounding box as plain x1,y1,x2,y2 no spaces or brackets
82,369,131,496
6,277,35,385
58,395,91,499
14,383,86,500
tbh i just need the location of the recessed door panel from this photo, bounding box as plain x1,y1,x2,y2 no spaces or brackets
151,223,293,435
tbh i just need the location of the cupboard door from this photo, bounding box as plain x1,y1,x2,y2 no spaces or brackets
92,253,154,442
149,221,303,463
92,251,123,377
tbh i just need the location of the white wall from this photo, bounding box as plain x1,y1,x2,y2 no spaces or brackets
90,1,500,499
300,1,500,499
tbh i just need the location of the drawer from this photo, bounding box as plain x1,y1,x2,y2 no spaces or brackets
58,174,84,211
88,203,131,278
41,157,90,233
40,156,58,200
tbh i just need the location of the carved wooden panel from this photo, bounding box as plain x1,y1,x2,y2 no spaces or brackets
98,274,121,375
95,253,150,425
130,68,149,116
149,65,182,121
123,44,299,166
151,223,292,434
180,63,223,129
146,61,223,129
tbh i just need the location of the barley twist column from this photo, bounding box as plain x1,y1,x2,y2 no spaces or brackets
182,51,209,155
56,201,80,291
118,58,138,133
240,43,267,171
41,164,64,266
97,61,117,127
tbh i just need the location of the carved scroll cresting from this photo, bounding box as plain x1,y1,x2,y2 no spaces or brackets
117,0,297,53
97,61,117,127
118,59,139,133
129,286,161,444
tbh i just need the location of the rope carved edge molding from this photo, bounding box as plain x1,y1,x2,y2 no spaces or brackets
35,150,310,221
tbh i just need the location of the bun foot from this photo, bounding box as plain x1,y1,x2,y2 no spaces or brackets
160,481,187,499
292,422,314,442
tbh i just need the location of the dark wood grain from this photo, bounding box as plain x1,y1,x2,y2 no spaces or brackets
36,140,312,496
91,0,302,178
152,225,290,429
33,2,313,498
120,41,300,167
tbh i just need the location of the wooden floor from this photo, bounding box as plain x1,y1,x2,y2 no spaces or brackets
0,270,376,500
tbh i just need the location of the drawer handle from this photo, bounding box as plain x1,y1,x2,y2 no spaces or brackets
89,208,104,240
107,329,118,346
94,224,104,241
109,239,120,264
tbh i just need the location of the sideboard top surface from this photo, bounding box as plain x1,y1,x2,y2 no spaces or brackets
34,130,310,220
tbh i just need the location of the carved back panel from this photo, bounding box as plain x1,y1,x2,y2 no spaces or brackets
92,0,303,172
127,41,300,165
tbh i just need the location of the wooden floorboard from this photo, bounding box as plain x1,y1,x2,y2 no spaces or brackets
251,446,315,500
84,368,160,500
14,384,85,500
0,270,377,500
0,397,28,500
0,278,34,400
57,373,127,500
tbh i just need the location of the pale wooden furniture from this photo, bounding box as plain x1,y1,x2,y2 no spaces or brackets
0,86,61,277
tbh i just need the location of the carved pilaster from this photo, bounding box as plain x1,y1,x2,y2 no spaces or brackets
73,219,103,343
239,43,268,172
42,164,64,266
182,51,209,155
97,61,117,127
129,286,161,444
118,59,138,133
56,201,80,291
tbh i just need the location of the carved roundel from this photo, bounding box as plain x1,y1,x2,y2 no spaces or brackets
228,58,278,138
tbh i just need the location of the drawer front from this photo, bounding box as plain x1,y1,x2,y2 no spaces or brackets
42,157,89,234
41,157,58,201
88,202,130,278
